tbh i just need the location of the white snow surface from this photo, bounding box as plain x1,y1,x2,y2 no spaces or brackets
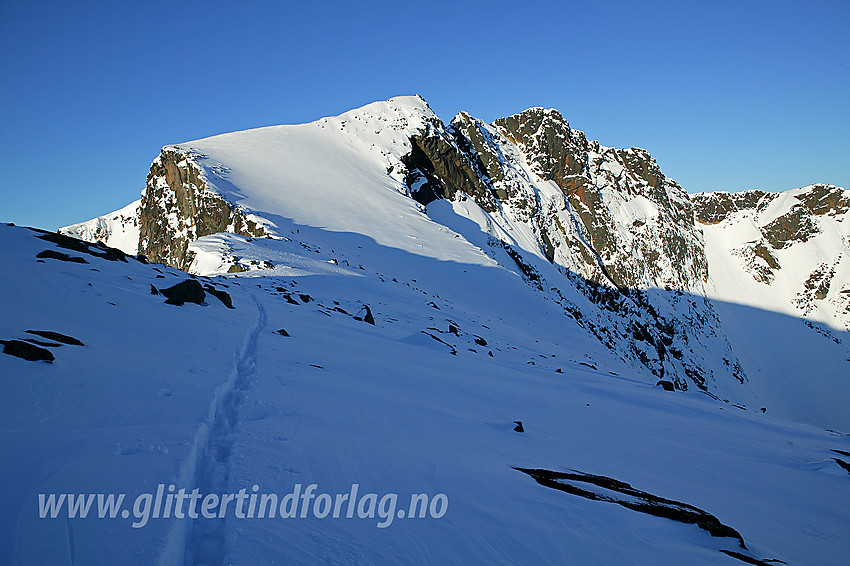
2,222,849,565
59,199,141,256
693,185,850,432
51,99,850,433
699,185,850,329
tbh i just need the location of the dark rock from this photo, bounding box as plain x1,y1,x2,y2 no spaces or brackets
494,108,588,186
275,329,290,337
159,279,206,306
515,467,747,548
833,458,850,475
692,190,776,225
36,232,128,262
794,183,850,216
694,187,848,254
36,249,88,263
513,421,524,433
361,305,375,325
656,380,675,391
1,340,54,362
761,210,819,249
473,335,487,346
401,128,498,211
448,324,459,335
299,294,312,303
203,284,234,308
150,284,159,295
25,330,83,346
717,550,782,565
421,331,457,355
227,263,249,273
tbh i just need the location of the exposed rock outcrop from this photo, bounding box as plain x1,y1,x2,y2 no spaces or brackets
401,125,498,211
490,108,708,292
1,339,55,363
158,279,206,306
692,190,777,225
138,148,268,270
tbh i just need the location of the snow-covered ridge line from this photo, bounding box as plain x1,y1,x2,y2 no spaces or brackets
59,199,141,255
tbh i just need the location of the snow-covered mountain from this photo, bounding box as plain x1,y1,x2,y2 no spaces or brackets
3,95,847,564
60,199,141,255
693,184,850,331
59,95,850,429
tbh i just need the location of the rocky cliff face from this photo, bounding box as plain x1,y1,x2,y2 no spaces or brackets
138,147,268,271
393,105,739,390
401,107,709,293
492,108,708,292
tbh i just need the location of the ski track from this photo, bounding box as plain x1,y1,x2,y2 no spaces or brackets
186,294,267,566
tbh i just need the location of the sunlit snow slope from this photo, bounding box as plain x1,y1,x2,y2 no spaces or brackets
61,199,141,255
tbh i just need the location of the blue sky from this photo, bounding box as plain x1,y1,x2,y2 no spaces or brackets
1,0,847,230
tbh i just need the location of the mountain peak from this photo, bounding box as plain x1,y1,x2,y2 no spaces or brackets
57,98,849,428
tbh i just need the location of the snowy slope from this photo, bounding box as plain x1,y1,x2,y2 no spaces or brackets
694,185,850,330
0,225,257,565
2,222,849,565
4,92,850,562
59,199,141,255
691,185,850,431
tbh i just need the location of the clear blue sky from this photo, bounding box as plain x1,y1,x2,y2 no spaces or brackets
1,0,847,230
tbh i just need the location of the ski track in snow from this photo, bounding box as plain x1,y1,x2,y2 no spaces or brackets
186,294,266,566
